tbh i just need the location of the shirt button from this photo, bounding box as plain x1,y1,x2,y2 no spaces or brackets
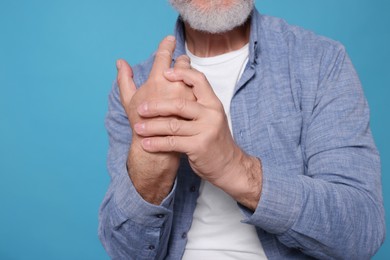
148,245,155,250
181,232,187,239
190,186,196,192
156,214,165,218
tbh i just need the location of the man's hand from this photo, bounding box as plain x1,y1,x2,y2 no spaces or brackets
116,36,195,205
133,56,263,210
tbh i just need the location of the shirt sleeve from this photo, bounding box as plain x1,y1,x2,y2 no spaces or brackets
98,80,176,260
240,45,385,259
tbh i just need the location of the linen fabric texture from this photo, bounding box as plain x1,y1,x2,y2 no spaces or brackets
98,9,385,260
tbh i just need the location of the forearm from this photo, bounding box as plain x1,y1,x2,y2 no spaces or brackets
100,82,177,258
214,148,263,211
127,141,179,205
280,176,384,259
99,152,176,259
242,150,384,259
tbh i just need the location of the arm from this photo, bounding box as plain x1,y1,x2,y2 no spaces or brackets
133,48,385,259
98,80,177,259
98,37,196,259
243,46,385,259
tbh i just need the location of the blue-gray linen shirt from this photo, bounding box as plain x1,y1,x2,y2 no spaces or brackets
99,9,385,259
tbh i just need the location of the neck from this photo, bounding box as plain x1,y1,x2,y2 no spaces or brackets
184,20,250,58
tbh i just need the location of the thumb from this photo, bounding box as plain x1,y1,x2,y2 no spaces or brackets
116,59,137,106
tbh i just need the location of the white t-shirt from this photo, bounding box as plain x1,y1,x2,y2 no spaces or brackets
182,44,267,260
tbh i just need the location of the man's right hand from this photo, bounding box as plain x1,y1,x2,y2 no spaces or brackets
116,36,195,204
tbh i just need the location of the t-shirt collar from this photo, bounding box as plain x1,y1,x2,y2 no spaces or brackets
172,8,261,66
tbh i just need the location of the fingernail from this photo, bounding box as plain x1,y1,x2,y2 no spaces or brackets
138,102,148,114
166,35,175,42
142,138,151,148
134,123,145,133
164,68,174,75
116,60,122,70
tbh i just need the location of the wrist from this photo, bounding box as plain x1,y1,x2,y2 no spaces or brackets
216,150,263,211
127,141,179,205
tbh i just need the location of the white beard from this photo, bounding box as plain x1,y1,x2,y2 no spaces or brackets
169,0,255,34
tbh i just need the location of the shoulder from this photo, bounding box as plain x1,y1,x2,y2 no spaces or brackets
256,14,350,85
258,14,344,52
256,14,347,68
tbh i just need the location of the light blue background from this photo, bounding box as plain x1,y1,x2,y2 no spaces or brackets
0,0,389,259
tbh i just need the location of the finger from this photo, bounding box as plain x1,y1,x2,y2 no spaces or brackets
141,136,192,154
137,98,202,120
170,55,197,101
174,55,191,69
116,59,137,105
134,118,200,137
150,35,176,77
164,67,217,106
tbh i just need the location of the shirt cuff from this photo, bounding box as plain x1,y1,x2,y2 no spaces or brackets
112,162,176,228
241,158,303,234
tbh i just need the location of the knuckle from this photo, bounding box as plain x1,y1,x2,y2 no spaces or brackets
214,112,227,131
198,72,207,81
175,55,190,67
209,128,220,141
195,72,208,85
174,98,187,112
158,39,169,49
169,118,181,134
159,38,173,49
147,76,163,89
167,136,176,151
170,82,184,93
166,83,195,101
177,54,190,61
152,100,160,113
174,62,187,69
155,50,172,61
215,110,225,123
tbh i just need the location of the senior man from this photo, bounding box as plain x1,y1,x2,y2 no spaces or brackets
99,0,385,259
